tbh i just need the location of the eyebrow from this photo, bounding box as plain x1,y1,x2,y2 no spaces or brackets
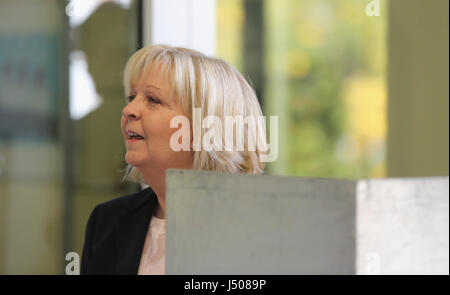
130,85,161,91
146,85,161,90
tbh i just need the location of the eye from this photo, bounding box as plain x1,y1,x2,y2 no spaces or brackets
147,96,161,104
127,95,135,102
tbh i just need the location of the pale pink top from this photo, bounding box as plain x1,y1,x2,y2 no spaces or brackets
137,215,166,275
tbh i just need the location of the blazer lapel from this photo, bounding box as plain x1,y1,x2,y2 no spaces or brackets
114,188,158,274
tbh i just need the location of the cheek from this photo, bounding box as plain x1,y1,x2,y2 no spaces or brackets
153,125,177,149
145,120,182,154
142,110,189,149
145,113,175,137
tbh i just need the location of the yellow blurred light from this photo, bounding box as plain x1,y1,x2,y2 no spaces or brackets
297,21,324,48
285,50,311,78
344,76,387,140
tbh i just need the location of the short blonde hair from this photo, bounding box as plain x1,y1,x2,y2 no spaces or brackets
122,44,267,184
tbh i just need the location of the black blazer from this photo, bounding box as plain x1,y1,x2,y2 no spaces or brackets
80,186,159,275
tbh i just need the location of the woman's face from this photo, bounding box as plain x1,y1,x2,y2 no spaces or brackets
121,64,194,175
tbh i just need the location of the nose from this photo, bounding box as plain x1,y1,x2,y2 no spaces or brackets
121,97,141,120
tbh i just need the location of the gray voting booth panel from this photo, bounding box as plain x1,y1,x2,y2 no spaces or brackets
165,170,449,275
166,170,357,275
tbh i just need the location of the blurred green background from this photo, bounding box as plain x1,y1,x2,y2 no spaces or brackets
217,0,388,179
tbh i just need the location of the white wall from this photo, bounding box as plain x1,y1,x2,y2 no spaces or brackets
143,0,216,55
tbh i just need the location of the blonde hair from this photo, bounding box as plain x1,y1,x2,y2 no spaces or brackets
122,44,267,184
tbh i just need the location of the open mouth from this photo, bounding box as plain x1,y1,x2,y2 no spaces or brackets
127,130,145,140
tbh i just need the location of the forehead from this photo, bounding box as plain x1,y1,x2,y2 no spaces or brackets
134,61,170,90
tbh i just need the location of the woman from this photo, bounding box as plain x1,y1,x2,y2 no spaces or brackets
80,45,267,275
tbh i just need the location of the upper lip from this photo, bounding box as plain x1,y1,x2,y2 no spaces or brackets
126,129,144,139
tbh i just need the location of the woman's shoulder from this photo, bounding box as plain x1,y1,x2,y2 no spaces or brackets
91,186,157,220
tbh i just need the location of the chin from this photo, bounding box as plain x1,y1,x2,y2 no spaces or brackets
125,152,147,167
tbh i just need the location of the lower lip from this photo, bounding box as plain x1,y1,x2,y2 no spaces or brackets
127,138,144,143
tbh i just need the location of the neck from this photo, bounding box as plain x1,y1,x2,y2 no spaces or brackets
138,167,166,219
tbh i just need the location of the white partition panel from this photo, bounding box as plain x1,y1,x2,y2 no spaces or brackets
356,177,449,275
